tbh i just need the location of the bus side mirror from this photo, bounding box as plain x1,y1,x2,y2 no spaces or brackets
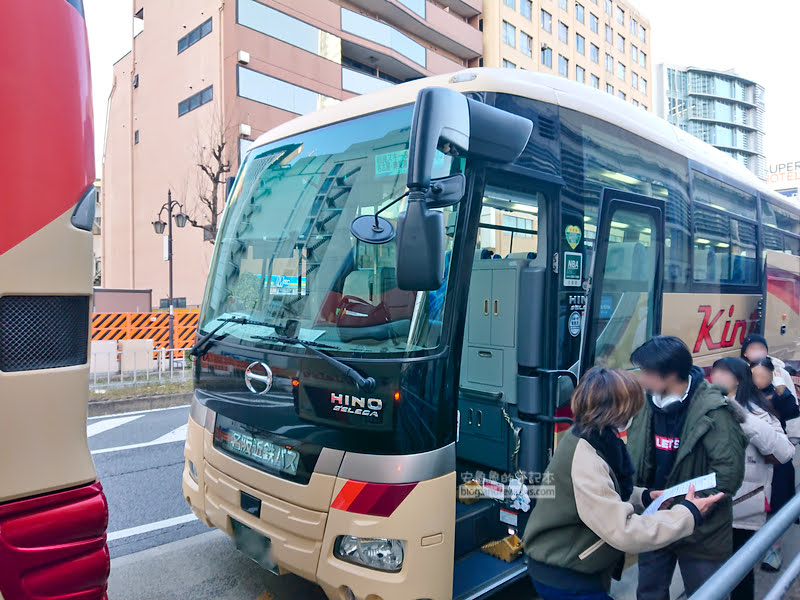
397,87,533,291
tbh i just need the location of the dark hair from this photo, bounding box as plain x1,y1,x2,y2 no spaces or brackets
630,335,693,380
571,367,645,432
752,357,775,373
741,334,769,360
712,356,774,416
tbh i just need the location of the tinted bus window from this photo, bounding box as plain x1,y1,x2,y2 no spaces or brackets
768,201,800,235
693,171,756,221
693,206,757,285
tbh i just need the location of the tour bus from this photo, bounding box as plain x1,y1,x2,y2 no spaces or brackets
182,68,799,600
0,2,110,599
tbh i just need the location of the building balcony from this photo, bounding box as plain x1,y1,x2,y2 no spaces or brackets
342,67,395,94
687,116,760,132
343,0,482,61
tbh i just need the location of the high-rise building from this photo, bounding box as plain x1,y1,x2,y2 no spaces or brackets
654,64,766,179
481,0,652,109
101,0,482,306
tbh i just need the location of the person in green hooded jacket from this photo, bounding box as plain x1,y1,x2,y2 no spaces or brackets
523,367,723,600
627,336,747,600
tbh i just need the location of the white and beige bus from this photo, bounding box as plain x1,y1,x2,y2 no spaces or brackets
182,68,799,600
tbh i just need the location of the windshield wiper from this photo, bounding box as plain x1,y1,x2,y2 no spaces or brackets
255,334,377,393
190,316,284,357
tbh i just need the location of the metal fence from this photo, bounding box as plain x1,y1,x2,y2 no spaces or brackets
689,487,800,600
89,348,192,389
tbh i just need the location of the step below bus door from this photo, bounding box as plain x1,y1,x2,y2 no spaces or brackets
580,190,665,376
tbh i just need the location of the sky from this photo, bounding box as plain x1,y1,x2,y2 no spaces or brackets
84,0,799,173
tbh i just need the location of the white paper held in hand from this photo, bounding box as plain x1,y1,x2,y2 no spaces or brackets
642,473,717,515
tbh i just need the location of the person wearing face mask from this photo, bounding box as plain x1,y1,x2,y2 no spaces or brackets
626,336,747,600
523,367,724,600
741,334,798,402
750,357,800,573
710,357,794,600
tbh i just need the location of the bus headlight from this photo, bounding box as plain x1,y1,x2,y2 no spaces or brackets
334,535,405,573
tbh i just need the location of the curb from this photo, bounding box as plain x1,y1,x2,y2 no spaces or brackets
88,392,193,417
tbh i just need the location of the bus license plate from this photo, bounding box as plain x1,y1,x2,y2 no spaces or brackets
231,519,278,574
214,419,300,476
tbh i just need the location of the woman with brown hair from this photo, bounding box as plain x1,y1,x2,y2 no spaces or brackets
522,367,723,600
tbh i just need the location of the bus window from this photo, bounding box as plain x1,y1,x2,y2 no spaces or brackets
476,187,542,260
693,207,757,285
770,201,800,235
693,171,756,220
786,236,800,257
763,226,784,257
591,208,658,369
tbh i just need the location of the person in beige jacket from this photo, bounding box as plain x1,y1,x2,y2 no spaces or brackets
523,367,723,600
711,357,794,600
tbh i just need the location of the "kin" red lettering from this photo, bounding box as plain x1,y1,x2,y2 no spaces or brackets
693,305,758,354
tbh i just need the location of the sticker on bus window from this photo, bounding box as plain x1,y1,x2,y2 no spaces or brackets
564,252,583,287
374,149,446,177
568,311,582,337
600,295,613,319
565,225,582,249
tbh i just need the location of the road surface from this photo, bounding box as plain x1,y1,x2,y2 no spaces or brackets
95,404,799,599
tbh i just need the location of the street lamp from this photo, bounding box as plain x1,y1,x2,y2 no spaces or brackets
152,190,188,367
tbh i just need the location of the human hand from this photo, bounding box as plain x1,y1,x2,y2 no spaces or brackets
685,484,724,516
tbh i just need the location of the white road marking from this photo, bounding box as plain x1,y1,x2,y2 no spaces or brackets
86,415,143,438
87,404,191,421
107,513,197,542
91,424,188,455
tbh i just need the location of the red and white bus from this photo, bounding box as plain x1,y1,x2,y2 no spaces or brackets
0,2,110,599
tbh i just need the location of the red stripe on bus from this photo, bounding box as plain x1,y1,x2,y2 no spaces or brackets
330,480,367,511
331,481,417,517
767,266,800,315
0,1,94,255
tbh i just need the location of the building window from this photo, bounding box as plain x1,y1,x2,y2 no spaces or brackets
559,0,567,10
576,64,586,83
591,73,600,88
616,6,624,24
576,3,585,23
520,31,533,56
605,53,613,72
616,33,625,52
617,61,626,81
639,26,646,42
134,130,139,144
630,17,638,35
521,0,533,19
178,85,213,116
177,17,212,54
631,71,638,89
558,21,568,43
590,43,599,63
558,54,569,76
590,12,599,33
632,99,639,106
639,51,646,68
341,8,425,66
503,0,515,7
631,44,638,62
238,66,337,114
502,21,516,47
541,9,552,32
604,0,612,15
541,46,552,67
503,58,517,68
618,90,626,100
605,24,613,43
606,83,614,94
576,33,585,54
641,77,647,93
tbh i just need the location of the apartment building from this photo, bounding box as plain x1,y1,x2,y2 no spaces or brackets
654,64,766,179
101,0,482,307
481,0,651,109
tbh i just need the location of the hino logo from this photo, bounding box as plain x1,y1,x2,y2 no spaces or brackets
330,393,383,418
245,362,273,394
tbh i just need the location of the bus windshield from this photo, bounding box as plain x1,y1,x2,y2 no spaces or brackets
201,105,463,358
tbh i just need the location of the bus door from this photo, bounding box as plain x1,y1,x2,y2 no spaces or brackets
580,190,665,374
